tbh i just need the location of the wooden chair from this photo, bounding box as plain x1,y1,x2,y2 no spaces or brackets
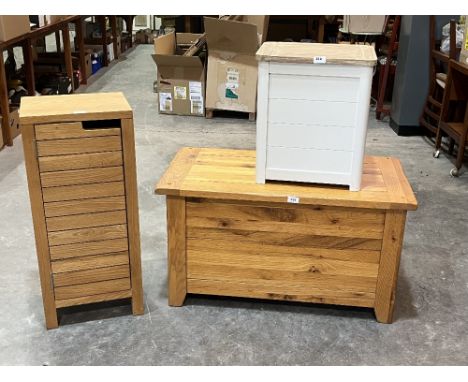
433,59,468,176
375,16,400,120
420,17,459,135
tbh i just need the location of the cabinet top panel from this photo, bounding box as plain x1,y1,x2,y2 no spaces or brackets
256,42,377,67
19,92,133,124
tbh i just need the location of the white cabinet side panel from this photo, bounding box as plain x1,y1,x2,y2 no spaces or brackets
269,62,368,78
268,99,357,127
255,61,270,184
350,66,373,191
269,74,360,102
266,146,353,174
267,123,355,151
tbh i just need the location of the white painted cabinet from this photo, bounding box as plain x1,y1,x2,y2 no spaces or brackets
255,42,377,191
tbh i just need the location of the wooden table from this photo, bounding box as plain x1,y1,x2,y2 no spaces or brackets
155,147,418,323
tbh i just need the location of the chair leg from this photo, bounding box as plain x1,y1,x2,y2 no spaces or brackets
448,138,455,155
455,140,465,171
435,128,443,150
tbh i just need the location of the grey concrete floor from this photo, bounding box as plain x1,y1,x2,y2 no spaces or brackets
1,45,468,365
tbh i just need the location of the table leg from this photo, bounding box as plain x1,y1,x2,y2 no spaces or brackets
110,16,118,60
0,52,12,146
75,17,87,85
126,16,134,48
375,210,407,323
62,24,74,92
166,195,187,306
99,16,109,67
55,31,61,52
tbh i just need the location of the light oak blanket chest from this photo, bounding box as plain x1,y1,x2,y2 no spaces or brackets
255,42,377,191
156,147,418,323
20,92,143,329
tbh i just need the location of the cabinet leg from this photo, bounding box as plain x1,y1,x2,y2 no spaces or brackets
45,308,59,330
167,196,187,306
374,211,406,324
131,295,144,315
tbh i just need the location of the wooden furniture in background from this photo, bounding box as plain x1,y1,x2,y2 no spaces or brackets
434,59,468,176
255,42,377,191
0,15,135,149
156,147,418,323
20,92,144,329
420,17,459,135
0,16,82,148
375,16,401,120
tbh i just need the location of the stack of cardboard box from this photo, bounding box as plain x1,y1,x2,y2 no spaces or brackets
151,16,269,118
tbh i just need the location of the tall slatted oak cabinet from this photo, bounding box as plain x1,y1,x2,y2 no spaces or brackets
20,92,144,329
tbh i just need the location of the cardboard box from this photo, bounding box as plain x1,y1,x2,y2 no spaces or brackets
342,16,386,34
47,16,69,25
152,32,206,116
0,16,30,42
72,52,93,79
9,108,21,140
460,16,468,65
204,16,268,114
84,43,114,63
135,29,155,44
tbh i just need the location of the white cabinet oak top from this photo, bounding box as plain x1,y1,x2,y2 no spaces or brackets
20,92,133,124
256,42,377,66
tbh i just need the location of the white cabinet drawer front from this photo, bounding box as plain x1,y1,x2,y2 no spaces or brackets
267,123,355,151
266,146,353,174
269,74,359,102
268,99,357,127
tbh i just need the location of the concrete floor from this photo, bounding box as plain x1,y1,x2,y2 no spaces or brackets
1,45,467,365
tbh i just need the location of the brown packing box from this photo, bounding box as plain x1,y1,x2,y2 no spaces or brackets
47,15,70,24
72,52,93,79
7,108,21,140
0,16,30,42
204,16,268,114
152,32,206,117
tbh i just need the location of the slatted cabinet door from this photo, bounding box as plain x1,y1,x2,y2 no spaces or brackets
20,93,143,329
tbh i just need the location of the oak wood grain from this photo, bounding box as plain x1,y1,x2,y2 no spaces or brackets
53,264,130,287
48,224,128,246
37,136,122,157
21,123,58,329
42,181,125,203
35,122,120,140
40,166,124,188
39,151,123,172
46,210,127,231
51,252,130,273
44,196,126,217
54,278,131,300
